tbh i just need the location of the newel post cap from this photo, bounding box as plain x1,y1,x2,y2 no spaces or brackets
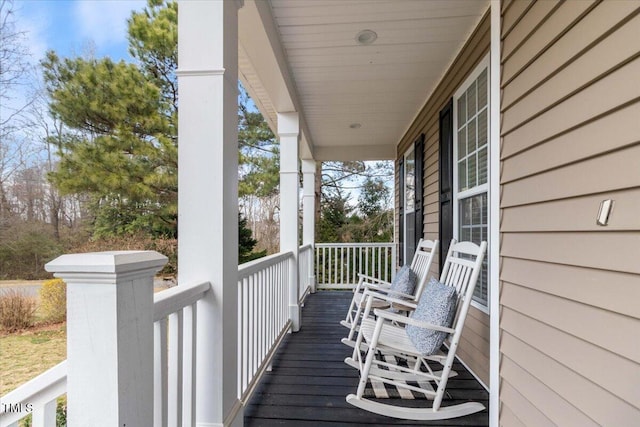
45,250,168,276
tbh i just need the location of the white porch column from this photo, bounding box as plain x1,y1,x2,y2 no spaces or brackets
278,112,301,331
178,1,243,426
45,251,168,427
302,159,316,293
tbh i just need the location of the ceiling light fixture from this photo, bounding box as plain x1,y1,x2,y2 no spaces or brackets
356,29,377,45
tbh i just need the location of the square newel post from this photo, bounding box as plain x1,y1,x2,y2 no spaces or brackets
302,159,316,293
278,112,301,331
45,251,168,427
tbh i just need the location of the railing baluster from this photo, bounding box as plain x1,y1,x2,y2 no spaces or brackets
384,247,388,282
259,269,265,363
155,318,168,427
349,246,356,285
366,246,370,278
249,275,254,380
31,399,56,427
184,303,196,427
359,247,363,282
168,310,183,427
323,247,327,287
319,246,323,286
330,246,334,286
340,246,344,285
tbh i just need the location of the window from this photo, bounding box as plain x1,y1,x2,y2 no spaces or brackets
453,56,489,309
405,148,415,214
403,147,415,262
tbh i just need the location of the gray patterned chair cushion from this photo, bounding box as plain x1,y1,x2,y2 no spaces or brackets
406,277,458,355
388,265,417,297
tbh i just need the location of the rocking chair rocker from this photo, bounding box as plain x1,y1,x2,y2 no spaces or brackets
345,240,487,420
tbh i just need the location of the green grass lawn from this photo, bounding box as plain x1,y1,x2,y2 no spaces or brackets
0,324,67,396
1,280,167,397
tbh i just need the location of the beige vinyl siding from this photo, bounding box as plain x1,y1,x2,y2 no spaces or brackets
395,11,491,386
500,1,640,425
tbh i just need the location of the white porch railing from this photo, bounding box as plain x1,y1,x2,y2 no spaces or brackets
315,243,396,289
237,251,292,402
0,243,348,426
153,280,211,427
236,245,311,403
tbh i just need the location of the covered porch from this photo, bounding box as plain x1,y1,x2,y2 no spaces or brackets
1,1,499,426
4,0,639,425
179,0,502,425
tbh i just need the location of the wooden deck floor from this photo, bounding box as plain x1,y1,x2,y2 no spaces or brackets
244,291,489,426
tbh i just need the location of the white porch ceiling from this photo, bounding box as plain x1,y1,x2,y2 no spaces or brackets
238,0,488,161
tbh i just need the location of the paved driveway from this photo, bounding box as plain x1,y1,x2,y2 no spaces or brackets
0,281,44,297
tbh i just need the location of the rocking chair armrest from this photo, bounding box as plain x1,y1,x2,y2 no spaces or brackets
373,309,455,334
357,273,392,287
374,287,414,300
361,281,393,293
353,275,390,294
363,290,417,308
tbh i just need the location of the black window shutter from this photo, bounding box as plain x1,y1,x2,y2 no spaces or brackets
439,99,454,272
414,134,425,248
398,157,404,266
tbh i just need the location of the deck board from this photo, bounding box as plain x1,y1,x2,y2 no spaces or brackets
244,291,489,426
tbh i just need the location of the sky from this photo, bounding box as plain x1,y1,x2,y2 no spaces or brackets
0,1,145,169
14,0,146,64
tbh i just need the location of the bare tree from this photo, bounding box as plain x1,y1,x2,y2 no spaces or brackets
26,88,68,239
0,0,37,228
0,0,35,137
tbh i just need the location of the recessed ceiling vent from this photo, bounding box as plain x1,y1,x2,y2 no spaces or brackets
356,29,377,45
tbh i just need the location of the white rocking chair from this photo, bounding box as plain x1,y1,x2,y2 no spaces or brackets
339,239,438,348
345,240,487,420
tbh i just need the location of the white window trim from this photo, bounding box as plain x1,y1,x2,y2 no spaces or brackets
452,53,491,314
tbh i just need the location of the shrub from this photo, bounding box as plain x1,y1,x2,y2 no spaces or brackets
39,279,67,323
0,221,63,280
0,289,36,331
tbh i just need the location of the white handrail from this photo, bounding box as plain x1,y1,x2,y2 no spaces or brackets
153,281,211,321
238,251,293,278
299,243,313,251
0,361,67,427
315,242,395,248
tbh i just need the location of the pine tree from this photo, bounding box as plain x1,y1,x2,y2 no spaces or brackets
42,0,177,237
238,213,266,263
